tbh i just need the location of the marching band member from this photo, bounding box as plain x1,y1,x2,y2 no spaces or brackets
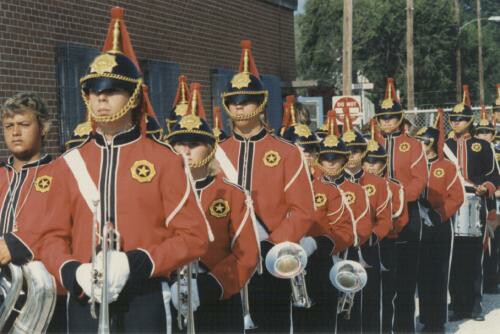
474,105,500,294
362,119,409,333
447,85,499,321
342,109,392,334
281,101,355,333
415,108,464,332
315,111,372,333
39,8,209,332
0,93,64,332
375,77,428,333
166,83,259,332
217,40,315,332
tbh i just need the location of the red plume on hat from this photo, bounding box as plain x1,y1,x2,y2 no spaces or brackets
101,7,158,135
280,101,291,136
187,83,206,119
343,107,353,133
213,106,223,129
384,78,399,103
371,118,383,143
238,40,260,79
436,108,445,160
327,110,340,137
462,85,471,107
173,75,190,109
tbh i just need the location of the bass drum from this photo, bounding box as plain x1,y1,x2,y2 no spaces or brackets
454,193,483,237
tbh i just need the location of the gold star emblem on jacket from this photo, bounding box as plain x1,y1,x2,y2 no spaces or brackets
263,150,281,167
471,143,482,152
363,184,376,197
34,175,52,193
344,191,356,205
315,193,327,207
433,168,445,178
399,142,410,152
209,199,230,218
131,160,156,183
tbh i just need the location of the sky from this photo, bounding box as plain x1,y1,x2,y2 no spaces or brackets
296,0,307,14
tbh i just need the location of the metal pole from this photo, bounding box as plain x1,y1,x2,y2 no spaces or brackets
406,0,414,111
454,0,462,101
476,0,485,104
342,0,352,96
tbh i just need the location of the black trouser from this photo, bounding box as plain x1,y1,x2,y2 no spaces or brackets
47,295,68,333
394,201,421,334
449,236,484,316
67,278,167,333
360,242,381,334
380,238,397,333
246,267,291,333
171,292,243,333
418,221,453,329
293,250,337,333
483,229,500,291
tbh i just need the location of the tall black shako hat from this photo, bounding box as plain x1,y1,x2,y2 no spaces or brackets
281,95,319,152
166,75,190,133
449,85,474,122
221,40,269,121
67,7,158,149
318,110,350,161
475,105,496,135
363,118,387,164
341,107,367,152
166,83,217,168
416,108,446,160
375,77,403,121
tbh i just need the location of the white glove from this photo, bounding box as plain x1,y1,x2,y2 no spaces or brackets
170,279,200,314
299,237,318,257
76,251,130,303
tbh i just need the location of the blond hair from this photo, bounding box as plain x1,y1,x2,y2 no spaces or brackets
2,92,51,135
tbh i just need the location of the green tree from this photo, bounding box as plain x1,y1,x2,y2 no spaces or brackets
297,0,497,107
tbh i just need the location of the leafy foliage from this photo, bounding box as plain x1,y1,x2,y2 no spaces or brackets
297,0,499,107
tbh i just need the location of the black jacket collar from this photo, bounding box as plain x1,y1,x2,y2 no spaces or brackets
6,154,52,170
92,126,141,147
233,127,267,142
195,175,215,190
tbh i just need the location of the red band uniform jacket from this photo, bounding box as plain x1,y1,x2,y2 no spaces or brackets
345,170,392,243
194,174,259,300
379,130,428,240
40,127,209,294
309,174,354,255
0,155,53,265
218,129,315,247
330,174,372,246
421,157,464,224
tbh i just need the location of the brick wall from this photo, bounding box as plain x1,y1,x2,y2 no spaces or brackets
0,0,296,158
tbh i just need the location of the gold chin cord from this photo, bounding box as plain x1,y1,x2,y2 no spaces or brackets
346,151,366,169
189,146,216,169
314,160,344,177
221,91,269,121
81,78,143,123
376,116,404,134
448,118,473,135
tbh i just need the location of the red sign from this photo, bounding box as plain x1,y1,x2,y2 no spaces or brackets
333,96,361,125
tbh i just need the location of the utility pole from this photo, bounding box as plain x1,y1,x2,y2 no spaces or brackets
454,0,462,101
476,0,485,104
406,0,414,111
342,0,352,96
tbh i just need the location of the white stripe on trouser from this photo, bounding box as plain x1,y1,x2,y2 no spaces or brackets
161,281,172,334
66,293,70,334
